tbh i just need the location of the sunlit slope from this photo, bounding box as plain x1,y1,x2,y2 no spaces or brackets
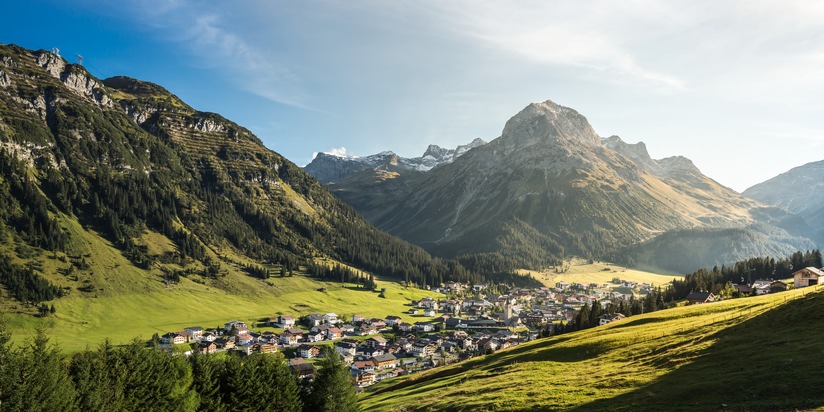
361,286,824,411
520,258,680,288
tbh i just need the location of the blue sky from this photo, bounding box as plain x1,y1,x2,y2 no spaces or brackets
3,1,824,191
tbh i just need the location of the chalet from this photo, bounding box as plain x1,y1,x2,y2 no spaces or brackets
259,343,278,354
352,360,376,373
364,336,388,348
397,322,414,333
297,344,321,359
184,326,204,340
279,332,300,345
794,267,824,288
304,314,324,327
685,291,716,305
201,332,217,343
420,297,437,309
371,353,397,369
423,309,436,317
340,324,355,334
304,330,324,343
161,332,187,345
409,342,437,356
224,321,247,333
324,313,339,325
769,280,789,293
352,314,366,323
326,327,343,340
599,313,626,326
335,342,357,357
278,314,296,328
414,322,435,332
385,315,402,326
353,371,376,386
234,334,254,346
289,358,316,379
199,342,217,354
214,338,235,350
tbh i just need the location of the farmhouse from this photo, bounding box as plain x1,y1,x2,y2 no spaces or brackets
599,313,626,326
793,267,824,288
685,291,716,305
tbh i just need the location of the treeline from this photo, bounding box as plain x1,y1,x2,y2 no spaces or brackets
0,327,359,412
0,254,63,305
670,250,822,299
562,289,670,333
305,261,377,290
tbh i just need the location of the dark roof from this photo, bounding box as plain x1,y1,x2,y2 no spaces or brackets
685,291,713,301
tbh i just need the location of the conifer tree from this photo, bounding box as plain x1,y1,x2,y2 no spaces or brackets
306,349,360,412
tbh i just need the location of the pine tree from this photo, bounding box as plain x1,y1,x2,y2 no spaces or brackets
306,349,360,412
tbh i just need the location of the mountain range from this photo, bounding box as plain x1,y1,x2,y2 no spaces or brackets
0,43,477,311
306,100,818,272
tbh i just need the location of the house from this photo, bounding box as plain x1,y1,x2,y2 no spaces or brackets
414,322,435,332
352,360,376,373
371,353,397,369
323,313,339,325
224,321,247,333
199,342,217,354
214,338,235,350
297,344,321,359
184,326,204,340
598,313,626,326
769,280,789,293
304,331,324,343
259,343,278,354
685,291,716,305
794,267,824,288
234,334,254,346
161,332,187,345
423,309,436,317
385,315,402,326
353,371,376,386
279,332,300,345
326,327,343,340
304,314,325,327
364,336,388,348
335,342,357,357
340,324,355,334
278,314,296,328
352,314,366,323
289,358,316,379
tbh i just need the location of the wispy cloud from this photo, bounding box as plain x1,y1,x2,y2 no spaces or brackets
427,1,688,93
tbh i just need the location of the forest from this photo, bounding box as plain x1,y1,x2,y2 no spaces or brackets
0,325,359,412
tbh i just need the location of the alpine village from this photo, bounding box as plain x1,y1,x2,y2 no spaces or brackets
3,6,824,411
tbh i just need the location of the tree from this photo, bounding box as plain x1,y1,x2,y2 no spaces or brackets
305,349,359,412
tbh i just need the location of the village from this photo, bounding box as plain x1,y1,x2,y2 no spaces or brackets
156,277,660,388
155,267,822,389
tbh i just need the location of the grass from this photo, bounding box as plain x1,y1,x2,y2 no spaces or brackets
521,258,681,289
2,216,442,352
360,285,824,411
5,274,440,352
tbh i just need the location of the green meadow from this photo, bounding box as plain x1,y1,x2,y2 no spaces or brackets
361,285,824,411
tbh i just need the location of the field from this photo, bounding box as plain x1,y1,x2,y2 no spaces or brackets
521,258,681,288
5,273,440,352
1,216,443,352
361,284,824,411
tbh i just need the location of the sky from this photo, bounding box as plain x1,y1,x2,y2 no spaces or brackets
3,0,824,191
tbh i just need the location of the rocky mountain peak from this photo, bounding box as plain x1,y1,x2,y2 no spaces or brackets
501,100,601,150
423,144,448,159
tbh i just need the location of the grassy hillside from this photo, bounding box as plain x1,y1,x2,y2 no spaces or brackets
361,285,824,411
6,269,441,353
520,258,680,288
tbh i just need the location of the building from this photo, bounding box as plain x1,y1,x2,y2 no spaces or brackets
793,267,824,288
685,291,716,305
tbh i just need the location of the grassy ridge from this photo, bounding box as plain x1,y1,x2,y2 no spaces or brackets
520,258,680,289
360,286,824,411
6,274,440,352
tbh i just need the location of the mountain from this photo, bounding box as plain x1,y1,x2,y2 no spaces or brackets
743,160,824,245
305,138,486,184
0,43,477,313
308,100,814,272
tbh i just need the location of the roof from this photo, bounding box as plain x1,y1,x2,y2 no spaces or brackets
794,267,824,277
685,291,714,301
372,353,397,363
